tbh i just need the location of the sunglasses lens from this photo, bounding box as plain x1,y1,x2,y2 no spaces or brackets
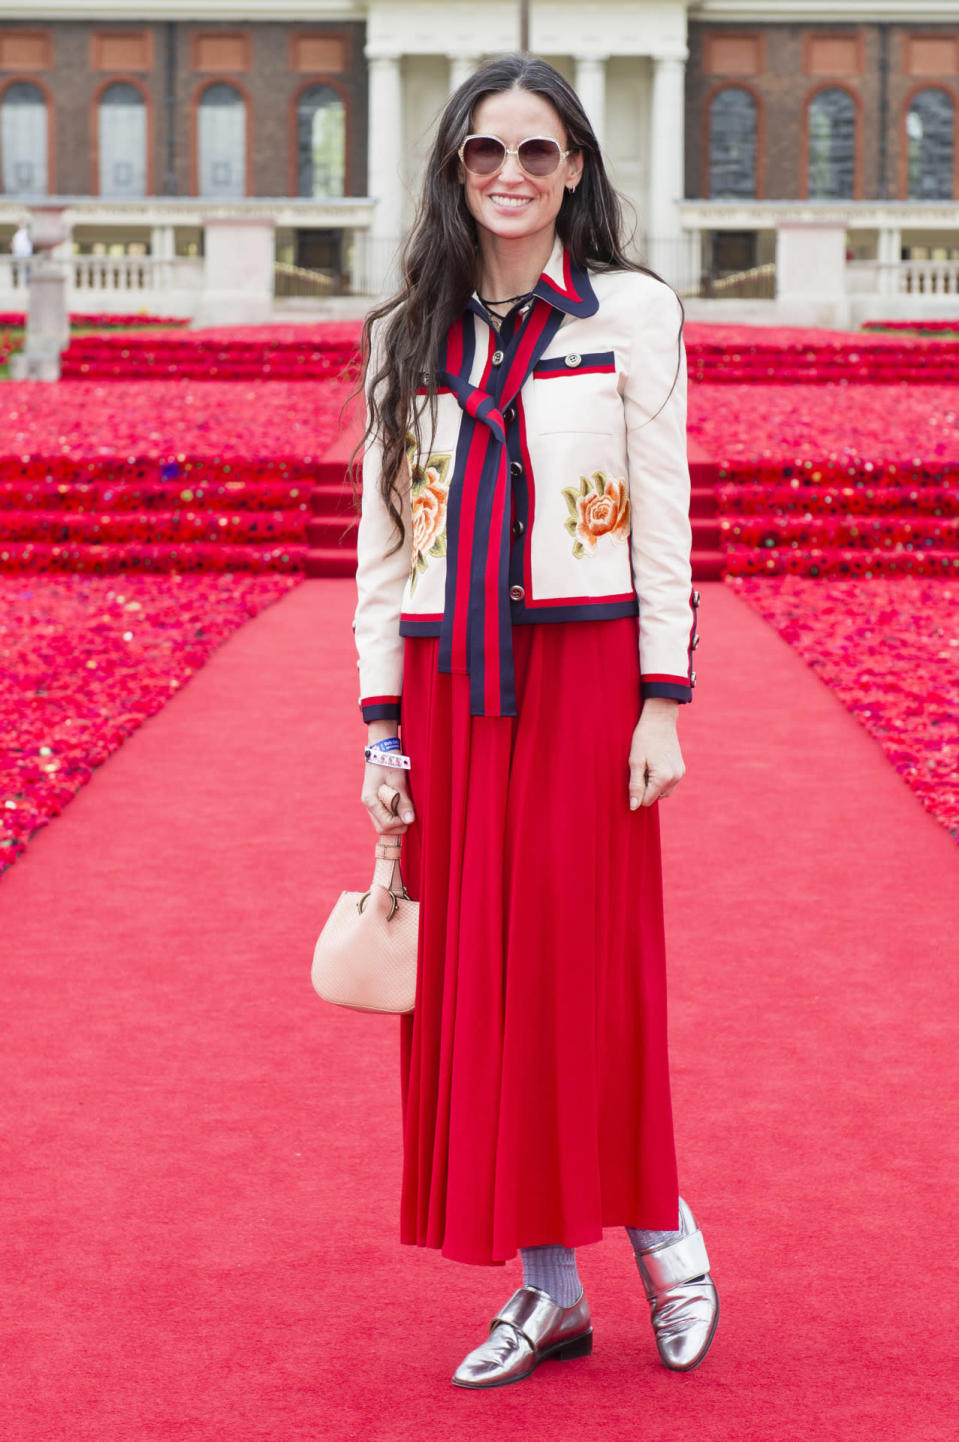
462,137,506,174
518,139,562,175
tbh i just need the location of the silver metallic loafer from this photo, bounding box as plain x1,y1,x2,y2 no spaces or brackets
452,1285,593,1389
635,1197,719,1371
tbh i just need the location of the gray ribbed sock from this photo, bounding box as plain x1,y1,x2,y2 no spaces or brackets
626,1224,683,1253
628,1213,707,1283
520,1245,582,1307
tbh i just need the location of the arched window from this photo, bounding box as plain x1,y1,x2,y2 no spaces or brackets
708,87,757,199
1,81,48,195
99,82,147,198
807,88,856,200
198,82,246,198
906,88,954,200
297,85,346,198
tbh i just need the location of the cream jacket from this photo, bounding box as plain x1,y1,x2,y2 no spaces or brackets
354,238,698,721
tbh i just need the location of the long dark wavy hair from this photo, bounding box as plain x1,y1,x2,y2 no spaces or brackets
354,52,676,548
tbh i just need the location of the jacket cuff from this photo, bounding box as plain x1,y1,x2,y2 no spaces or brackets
641,675,694,704
360,695,402,723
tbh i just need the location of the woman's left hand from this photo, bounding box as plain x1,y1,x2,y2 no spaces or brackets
628,698,685,808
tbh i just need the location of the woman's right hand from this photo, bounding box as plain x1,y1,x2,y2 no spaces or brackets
361,762,416,835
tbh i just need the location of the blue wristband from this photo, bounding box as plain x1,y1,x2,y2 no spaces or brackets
368,736,400,754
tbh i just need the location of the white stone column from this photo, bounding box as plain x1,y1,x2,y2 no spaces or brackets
151,223,176,289
151,224,175,259
647,54,686,283
877,225,902,295
366,51,404,293
449,56,479,94
574,57,607,146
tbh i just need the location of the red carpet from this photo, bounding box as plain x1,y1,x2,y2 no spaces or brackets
1,581,956,1441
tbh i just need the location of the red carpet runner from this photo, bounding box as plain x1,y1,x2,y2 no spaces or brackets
1,580,956,1441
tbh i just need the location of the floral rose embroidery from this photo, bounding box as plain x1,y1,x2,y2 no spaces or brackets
562,472,631,559
407,443,452,591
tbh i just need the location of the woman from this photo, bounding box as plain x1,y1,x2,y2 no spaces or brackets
353,53,718,1388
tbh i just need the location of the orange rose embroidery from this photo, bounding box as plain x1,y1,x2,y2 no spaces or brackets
562,472,631,559
408,450,452,591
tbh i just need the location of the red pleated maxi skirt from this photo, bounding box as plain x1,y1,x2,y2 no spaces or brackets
399,617,679,1266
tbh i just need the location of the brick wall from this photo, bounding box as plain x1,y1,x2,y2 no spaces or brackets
686,21,959,201
0,18,368,197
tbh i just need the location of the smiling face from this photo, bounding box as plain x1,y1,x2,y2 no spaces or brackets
459,87,583,250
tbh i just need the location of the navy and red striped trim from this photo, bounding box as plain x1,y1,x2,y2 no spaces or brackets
533,350,616,378
401,597,641,635
641,680,692,704
435,292,569,715
360,694,402,722
532,251,600,319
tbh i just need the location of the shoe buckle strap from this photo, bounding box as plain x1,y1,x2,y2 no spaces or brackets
637,1229,710,1296
492,1286,561,1348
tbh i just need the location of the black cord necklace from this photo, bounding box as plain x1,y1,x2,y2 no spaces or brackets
479,289,535,322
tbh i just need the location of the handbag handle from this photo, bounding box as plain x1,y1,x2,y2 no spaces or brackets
357,830,409,920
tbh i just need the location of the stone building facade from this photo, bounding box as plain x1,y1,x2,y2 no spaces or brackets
1,2,958,297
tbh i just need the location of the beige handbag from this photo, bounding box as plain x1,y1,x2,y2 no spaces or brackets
311,830,419,1015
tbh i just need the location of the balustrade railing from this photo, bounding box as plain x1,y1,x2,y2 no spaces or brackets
848,259,959,297
0,253,203,296
899,260,959,295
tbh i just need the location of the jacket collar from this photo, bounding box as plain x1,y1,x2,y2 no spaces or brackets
531,236,599,318
468,236,599,323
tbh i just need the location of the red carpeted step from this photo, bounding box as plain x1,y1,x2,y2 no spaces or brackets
720,513,959,549
690,486,718,518
0,541,306,573
60,333,361,383
2,510,307,545
723,545,959,577
0,479,317,513
305,515,358,548
720,482,959,518
692,517,722,548
308,484,356,516
691,549,725,580
303,546,358,578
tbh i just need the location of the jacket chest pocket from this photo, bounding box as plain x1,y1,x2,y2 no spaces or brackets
526,351,621,436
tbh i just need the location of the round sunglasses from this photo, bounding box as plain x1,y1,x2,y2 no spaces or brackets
458,134,571,179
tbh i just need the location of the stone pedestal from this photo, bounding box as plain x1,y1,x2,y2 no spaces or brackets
9,206,70,381
192,217,276,327
775,222,849,328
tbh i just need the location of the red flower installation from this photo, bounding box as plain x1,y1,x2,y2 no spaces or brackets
730,575,959,843
0,378,356,573
689,383,959,579
683,323,959,384
0,572,300,872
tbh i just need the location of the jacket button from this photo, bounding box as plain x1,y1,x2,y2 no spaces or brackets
690,671,697,686
504,404,517,423
565,352,581,367
512,519,525,537
692,589,702,607
509,584,525,602
491,349,504,366
692,634,700,649
509,460,523,478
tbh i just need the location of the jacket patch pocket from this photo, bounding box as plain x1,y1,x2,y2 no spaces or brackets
530,351,620,435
